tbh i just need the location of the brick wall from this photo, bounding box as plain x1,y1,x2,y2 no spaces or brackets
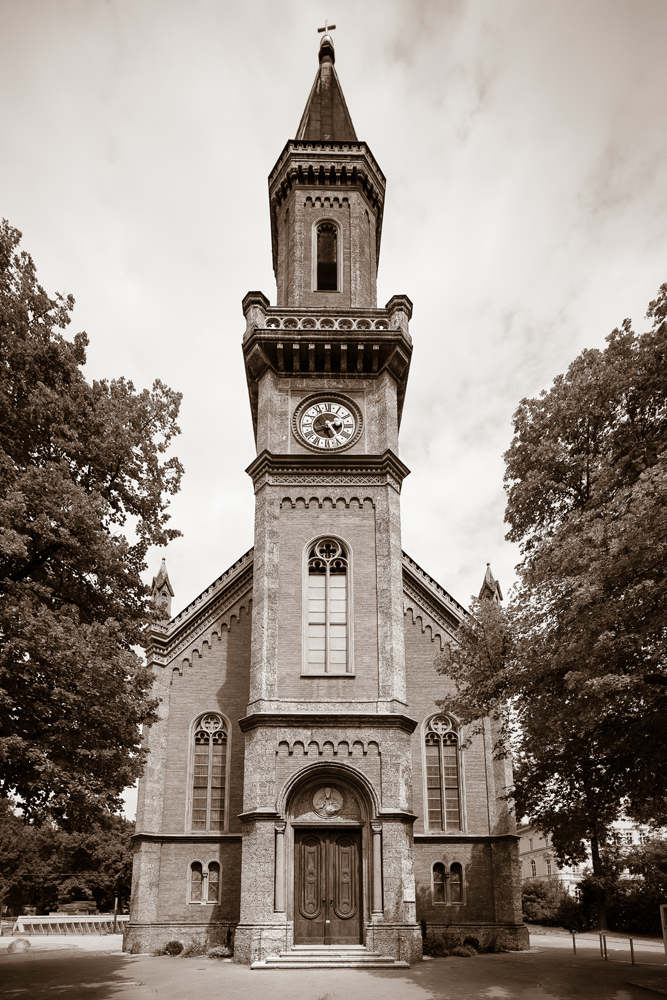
275,188,378,309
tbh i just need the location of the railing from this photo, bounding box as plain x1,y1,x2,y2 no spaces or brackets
261,315,394,332
12,914,129,935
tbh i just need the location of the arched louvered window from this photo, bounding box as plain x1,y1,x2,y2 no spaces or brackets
306,538,348,673
192,714,227,831
531,859,537,878
316,222,338,291
432,862,446,903
424,715,461,832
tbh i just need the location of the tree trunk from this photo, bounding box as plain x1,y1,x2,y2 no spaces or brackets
590,833,608,930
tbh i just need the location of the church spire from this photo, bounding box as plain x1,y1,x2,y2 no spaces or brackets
478,563,503,603
295,31,358,142
151,557,174,620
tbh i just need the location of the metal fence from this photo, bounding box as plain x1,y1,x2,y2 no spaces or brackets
12,914,129,935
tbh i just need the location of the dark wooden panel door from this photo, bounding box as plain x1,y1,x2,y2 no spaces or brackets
294,829,362,945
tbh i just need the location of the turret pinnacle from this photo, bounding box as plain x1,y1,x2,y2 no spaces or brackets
295,32,357,142
479,563,503,603
151,557,174,620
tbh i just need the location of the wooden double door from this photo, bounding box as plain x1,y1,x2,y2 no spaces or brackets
294,829,362,945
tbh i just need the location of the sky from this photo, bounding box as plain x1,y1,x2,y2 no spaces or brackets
2,1,667,815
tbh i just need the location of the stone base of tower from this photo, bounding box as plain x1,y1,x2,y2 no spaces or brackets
233,919,422,966
233,921,293,965
366,920,423,964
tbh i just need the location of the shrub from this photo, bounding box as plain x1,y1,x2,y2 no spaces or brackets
423,930,478,957
179,941,207,958
556,891,589,932
164,940,183,956
522,880,569,925
207,945,233,959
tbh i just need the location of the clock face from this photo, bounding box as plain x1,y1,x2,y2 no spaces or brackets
297,397,359,450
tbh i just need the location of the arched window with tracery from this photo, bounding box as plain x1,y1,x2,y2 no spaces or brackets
189,861,203,902
431,860,465,904
424,714,461,832
449,862,463,903
432,862,445,903
188,860,221,904
316,222,338,291
192,714,227,831
306,538,349,674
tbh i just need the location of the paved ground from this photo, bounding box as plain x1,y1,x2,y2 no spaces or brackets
0,932,666,1000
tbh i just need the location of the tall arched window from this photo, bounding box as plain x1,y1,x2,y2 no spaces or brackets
306,538,348,673
424,715,461,832
316,222,338,291
192,714,227,831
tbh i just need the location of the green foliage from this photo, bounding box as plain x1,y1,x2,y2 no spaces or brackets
0,798,134,913
521,880,567,925
179,941,208,958
422,929,477,957
163,940,184,956
437,285,667,926
207,945,233,959
0,220,183,823
598,837,667,935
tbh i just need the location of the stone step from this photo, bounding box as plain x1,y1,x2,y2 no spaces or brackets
252,959,410,970
290,944,367,950
251,945,410,970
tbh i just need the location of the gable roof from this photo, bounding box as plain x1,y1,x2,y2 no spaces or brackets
147,546,465,666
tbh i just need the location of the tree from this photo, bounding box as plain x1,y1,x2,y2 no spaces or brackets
0,799,134,914
438,284,667,927
0,220,183,824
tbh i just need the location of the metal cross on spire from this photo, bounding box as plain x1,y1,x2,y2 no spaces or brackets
317,19,336,35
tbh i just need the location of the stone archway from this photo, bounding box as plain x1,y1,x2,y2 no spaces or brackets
276,762,383,947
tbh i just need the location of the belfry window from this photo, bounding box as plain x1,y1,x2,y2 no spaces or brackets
424,715,461,832
306,538,348,673
316,222,338,291
192,714,227,831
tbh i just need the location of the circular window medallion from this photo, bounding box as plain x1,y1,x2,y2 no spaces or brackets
312,785,345,818
293,393,363,452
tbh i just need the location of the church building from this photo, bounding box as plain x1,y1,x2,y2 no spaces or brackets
125,32,527,966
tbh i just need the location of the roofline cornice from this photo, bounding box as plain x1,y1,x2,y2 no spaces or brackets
245,449,410,489
238,712,418,734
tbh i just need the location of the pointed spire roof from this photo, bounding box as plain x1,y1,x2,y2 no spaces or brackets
479,563,503,603
295,33,358,142
152,557,174,598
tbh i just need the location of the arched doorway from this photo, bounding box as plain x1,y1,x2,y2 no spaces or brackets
277,763,381,947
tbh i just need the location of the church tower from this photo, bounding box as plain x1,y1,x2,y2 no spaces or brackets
235,29,420,962
125,32,527,965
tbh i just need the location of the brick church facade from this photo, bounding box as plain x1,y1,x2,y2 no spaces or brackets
125,33,527,964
